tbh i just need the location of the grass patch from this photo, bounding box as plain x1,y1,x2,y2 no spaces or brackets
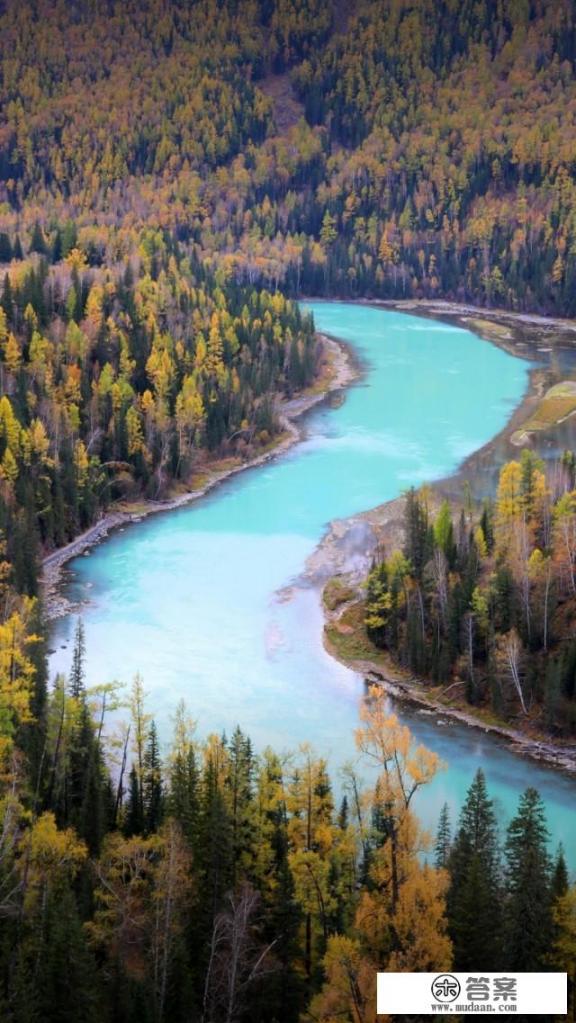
189,471,212,491
325,599,390,666
322,576,357,611
520,380,576,433
467,317,512,340
115,499,152,515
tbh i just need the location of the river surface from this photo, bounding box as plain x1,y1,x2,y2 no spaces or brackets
49,303,576,866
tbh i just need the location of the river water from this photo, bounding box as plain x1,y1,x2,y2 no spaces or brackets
49,303,576,865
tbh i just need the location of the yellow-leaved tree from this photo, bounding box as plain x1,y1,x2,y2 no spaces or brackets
307,686,452,1022
17,811,87,914
353,688,451,967
0,598,40,768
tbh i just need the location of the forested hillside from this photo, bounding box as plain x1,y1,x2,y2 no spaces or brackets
1,2,576,1019
1,0,576,589
2,0,576,313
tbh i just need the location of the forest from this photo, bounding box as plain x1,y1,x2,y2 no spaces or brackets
0,0,576,1019
0,631,574,1022
1,1,576,314
364,451,576,735
2,0,576,588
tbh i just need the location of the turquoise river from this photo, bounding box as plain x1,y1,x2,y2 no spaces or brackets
49,303,576,866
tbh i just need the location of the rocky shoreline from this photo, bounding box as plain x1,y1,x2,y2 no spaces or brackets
371,297,576,340
42,333,358,620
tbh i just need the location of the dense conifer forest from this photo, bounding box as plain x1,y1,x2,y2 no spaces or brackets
0,1,575,1019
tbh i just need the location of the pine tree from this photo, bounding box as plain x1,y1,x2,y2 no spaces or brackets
30,221,47,255
551,846,569,901
338,795,349,832
0,233,12,262
504,787,552,970
435,802,451,868
227,726,256,884
125,764,144,836
168,738,198,845
447,769,503,970
480,499,495,552
1,273,13,322
68,700,106,855
143,721,164,834
403,487,431,579
190,741,234,995
51,228,63,263
69,618,86,698
38,886,102,1022
253,840,303,1023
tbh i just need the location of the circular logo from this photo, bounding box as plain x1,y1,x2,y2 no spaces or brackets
431,975,461,1003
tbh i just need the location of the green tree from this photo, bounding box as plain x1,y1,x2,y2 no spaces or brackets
227,726,256,884
69,618,86,699
403,487,431,580
143,721,164,834
435,802,451,869
504,787,552,970
434,500,456,565
167,700,198,845
447,770,502,970
30,221,47,255
551,846,569,901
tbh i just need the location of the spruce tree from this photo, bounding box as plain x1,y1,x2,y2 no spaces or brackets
143,721,164,834
29,221,46,255
480,498,495,552
51,228,63,263
1,272,13,322
403,487,431,580
504,787,552,970
227,726,256,884
338,795,349,831
0,232,12,262
168,741,198,845
69,618,86,698
551,846,569,901
68,700,103,850
125,765,144,836
196,748,233,920
253,836,303,1023
11,887,101,1023
434,802,451,868
447,769,503,970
